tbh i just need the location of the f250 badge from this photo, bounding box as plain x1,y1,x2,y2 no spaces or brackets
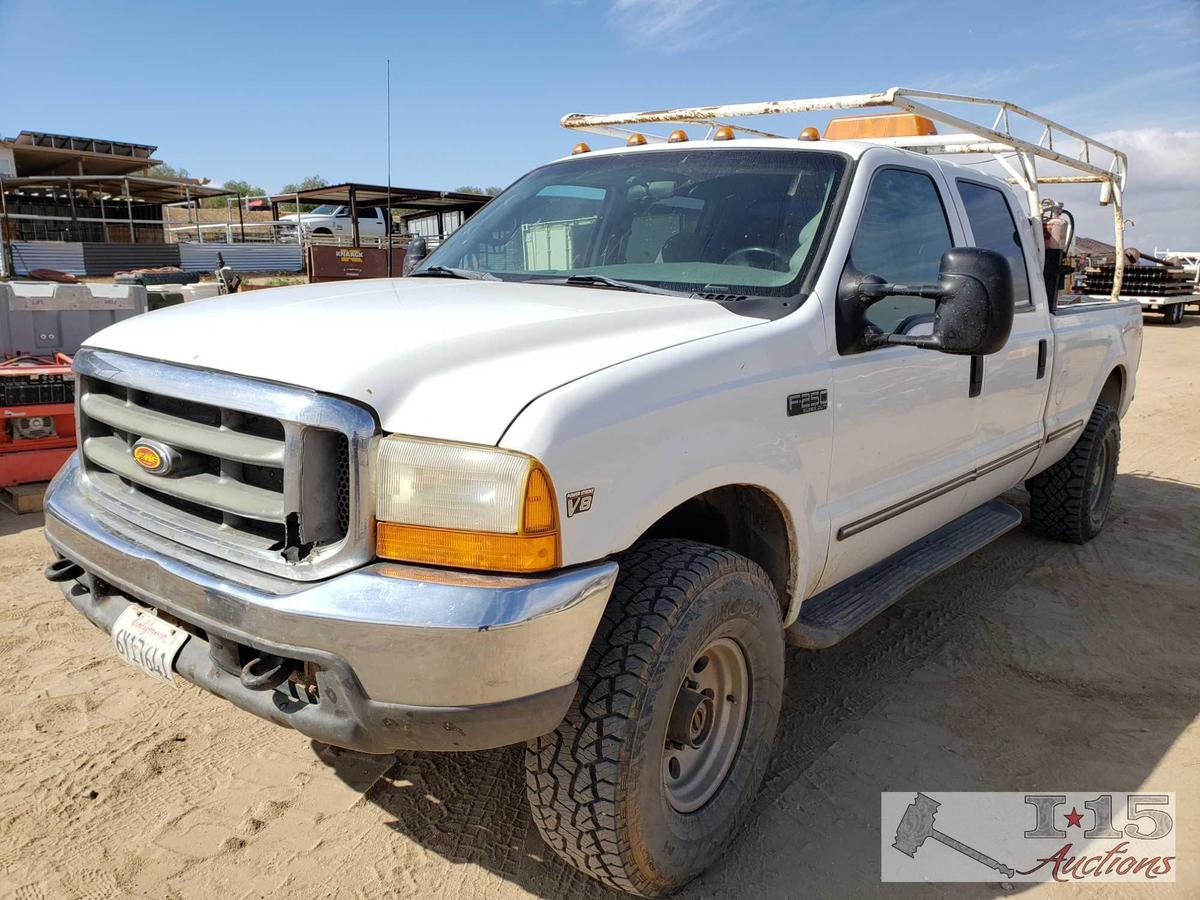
566,488,594,517
787,389,828,417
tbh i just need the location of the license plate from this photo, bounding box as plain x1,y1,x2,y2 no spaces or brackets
112,605,190,686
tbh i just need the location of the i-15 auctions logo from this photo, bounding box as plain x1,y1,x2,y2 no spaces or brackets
881,792,1176,883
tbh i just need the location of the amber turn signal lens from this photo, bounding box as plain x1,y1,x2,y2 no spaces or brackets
626,132,647,146
377,523,560,573
522,465,557,534
714,126,735,141
667,129,688,143
571,142,591,155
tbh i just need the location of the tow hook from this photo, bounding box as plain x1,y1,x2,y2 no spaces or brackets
240,654,298,691
44,558,84,583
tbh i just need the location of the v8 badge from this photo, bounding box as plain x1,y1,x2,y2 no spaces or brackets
566,488,594,517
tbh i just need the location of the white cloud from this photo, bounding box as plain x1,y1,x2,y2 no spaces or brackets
1063,128,1200,251
609,0,741,49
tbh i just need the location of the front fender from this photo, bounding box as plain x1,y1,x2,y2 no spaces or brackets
499,307,833,622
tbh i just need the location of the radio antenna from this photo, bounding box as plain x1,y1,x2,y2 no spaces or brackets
386,58,394,277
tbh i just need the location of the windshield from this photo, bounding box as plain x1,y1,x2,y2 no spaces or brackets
308,204,339,215
417,148,846,297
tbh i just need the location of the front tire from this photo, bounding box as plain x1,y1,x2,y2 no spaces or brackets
525,539,784,896
1027,402,1120,543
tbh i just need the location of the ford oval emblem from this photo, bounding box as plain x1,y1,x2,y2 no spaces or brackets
131,439,176,475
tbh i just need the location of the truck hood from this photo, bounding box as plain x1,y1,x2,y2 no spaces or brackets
84,277,760,444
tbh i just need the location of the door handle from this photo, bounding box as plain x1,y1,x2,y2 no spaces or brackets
969,355,983,398
1036,339,1048,379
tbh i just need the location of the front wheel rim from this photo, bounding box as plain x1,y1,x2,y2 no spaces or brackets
663,637,749,813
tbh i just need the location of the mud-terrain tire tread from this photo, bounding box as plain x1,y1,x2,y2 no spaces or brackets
1026,402,1119,543
524,539,779,897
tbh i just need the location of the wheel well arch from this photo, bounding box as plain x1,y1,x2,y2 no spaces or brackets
1098,366,1125,412
634,484,794,616
312,226,333,235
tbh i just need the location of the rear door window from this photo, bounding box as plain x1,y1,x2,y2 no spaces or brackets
957,181,1032,306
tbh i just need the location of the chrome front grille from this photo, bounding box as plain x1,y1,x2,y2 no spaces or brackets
74,348,376,581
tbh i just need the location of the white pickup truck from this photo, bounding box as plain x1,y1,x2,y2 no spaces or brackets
43,90,1141,896
278,203,389,239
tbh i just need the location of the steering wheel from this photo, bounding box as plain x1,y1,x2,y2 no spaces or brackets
721,246,790,271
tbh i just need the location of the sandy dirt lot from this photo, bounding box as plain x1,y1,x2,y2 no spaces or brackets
1,320,1197,899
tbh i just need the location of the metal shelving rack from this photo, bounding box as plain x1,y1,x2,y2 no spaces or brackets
562,87,1129,299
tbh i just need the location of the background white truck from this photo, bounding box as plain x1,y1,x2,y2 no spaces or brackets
278,204,389,240
43,90,1141,896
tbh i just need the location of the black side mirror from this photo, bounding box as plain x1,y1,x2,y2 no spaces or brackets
844,247,1014,355
402,236,428,276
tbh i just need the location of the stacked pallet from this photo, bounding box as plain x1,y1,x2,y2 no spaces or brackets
1081,263,1196,297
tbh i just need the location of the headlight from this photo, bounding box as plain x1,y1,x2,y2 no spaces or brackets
374,435,560,573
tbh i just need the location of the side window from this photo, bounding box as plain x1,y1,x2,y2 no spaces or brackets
957,181,1032,306
848,168,953,333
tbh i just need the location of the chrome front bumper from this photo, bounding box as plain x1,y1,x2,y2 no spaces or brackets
44,456,617,752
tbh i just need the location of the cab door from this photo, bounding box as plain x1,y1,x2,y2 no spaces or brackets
949,178,1054,506
817,157,978,591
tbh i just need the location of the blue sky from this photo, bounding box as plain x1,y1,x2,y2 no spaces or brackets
2,0,1197,246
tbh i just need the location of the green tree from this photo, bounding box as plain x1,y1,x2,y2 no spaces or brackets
455,185,504,197
279,175,329,212
146,163,192,180
203,178,267,209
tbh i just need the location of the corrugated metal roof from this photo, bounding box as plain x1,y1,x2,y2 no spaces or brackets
269,182,491,212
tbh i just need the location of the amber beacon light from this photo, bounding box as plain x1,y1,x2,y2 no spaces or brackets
374,436,561,573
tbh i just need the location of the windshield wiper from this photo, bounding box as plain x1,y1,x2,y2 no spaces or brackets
410,266,499,281
533,274,687,297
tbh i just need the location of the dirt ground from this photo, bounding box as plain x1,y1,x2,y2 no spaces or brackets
1,319,1197,900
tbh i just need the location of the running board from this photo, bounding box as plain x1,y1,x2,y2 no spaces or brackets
787,500,1023,649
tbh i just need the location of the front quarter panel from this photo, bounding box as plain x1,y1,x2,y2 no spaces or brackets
499,298,833,622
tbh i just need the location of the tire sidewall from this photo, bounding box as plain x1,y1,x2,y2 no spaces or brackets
624,569,783,886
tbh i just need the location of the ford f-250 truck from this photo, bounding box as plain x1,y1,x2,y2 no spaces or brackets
42,90,1141,895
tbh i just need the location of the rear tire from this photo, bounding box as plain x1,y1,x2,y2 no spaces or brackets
1165,302,1185,324
525,539,784,897
1026,403,1120,543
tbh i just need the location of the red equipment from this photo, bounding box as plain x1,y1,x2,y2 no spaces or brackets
1,354,76,489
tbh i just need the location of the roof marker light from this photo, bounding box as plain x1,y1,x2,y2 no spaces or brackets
626,132,647,146
714,126,735,141
571,142,591,155
667,129,688,143
798,127,820,141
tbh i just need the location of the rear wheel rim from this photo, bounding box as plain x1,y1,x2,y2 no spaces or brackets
663,637,749,813
1088,432,1116,525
